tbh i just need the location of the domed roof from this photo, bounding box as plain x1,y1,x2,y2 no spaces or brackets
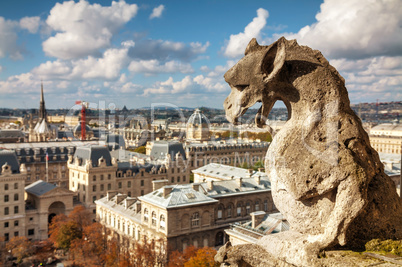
73,124,93,133
187,109,210,126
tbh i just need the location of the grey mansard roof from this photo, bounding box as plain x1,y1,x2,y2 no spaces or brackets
150,141,186,161
0,149,20,174
192,163,268,181
25,180,56,196
73,145,112,167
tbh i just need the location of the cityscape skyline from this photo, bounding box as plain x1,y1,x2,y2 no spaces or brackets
0,0,401,109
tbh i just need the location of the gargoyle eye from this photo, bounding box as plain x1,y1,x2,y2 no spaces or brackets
236,85,248,91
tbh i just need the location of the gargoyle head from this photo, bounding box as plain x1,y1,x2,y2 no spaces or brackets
223,37,287,127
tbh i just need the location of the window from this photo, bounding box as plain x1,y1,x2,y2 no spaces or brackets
4,195,9,202
93,196,96,203
4,233,9,241
183,176,186,182
4,222,9,228
217,205,223,219
264,200,268,212
141,180,144,186
118,182,122,189
128,181,131,188
108,184,111,190
4,184,8,190
27,176,31,181
191,212,200,227
160,215,166,229
177,176,180,182
14,220,18,227
28,229,34,236
172,169,174,174
227,205,232,218
255,201,260,211
100,184,104,191
4,207,9,215
237,203,242,217
93,185,96,192
14,194,18,201
141,190,144,196
141,171,144,177
53,173,57,179
14,231,18,237
108,174,111,180
171,177,174,183
29,217,33,221
93,175,96,182
36,175,39,180
246,202,251,215
144,209,149,222
152,212,157,226
14,206,19,214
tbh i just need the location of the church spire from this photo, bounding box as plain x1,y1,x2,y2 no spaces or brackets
38,81,47,121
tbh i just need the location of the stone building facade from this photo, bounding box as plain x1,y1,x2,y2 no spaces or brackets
0,150,27,242
0,150,74,242
96,164,277,252
369,123,402,154
68,145,191,216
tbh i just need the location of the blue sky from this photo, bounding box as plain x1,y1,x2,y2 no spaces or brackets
0,0,401,109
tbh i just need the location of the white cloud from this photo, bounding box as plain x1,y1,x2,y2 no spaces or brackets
0,65,2,73
329,56,402,102
286,0,402,59
0,72,38,94
33,47,130,80
150,5,165,19
143,76,193,96
193,74,227,92
43,0,138,59
19,16,40,33
223,8,269,58
128,59,194,75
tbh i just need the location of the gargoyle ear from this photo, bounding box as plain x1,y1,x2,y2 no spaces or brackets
245,38,262,55
262,37,286,81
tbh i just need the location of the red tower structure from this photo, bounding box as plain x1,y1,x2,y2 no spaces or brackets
76,101,88,140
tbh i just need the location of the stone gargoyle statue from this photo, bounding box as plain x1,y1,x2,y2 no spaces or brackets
222,37,402,266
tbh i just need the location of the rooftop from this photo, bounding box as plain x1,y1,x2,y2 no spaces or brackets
25,180,57,196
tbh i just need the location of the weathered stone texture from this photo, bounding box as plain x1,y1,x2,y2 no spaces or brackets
222,37,402,266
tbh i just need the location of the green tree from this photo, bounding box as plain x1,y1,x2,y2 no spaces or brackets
134,146,146,154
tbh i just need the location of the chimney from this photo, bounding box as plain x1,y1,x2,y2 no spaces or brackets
153,180,168,191
385,161,394,170
124,197,136,209
192,183,200,191
207,180,214,190
136,201,141,213
163,186,174,197
254,175,261,185
247,169,253,177
107,191,118,201
258,168,265,173
115,194,127,204
236,178,242,187
251,211,266,228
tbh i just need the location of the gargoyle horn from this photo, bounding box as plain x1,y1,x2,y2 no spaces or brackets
245,38,263,55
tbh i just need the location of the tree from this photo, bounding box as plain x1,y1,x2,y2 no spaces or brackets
56,221,82,250
6,236,34,263
184,247,219,267
134,145,146,154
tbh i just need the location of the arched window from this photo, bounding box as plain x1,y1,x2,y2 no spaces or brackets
160,215,166,229
144,208,149,222
246,202,251,215
217,205,223,219
227,204,232,218
255,200,260,211
237,203,242,217
191,212,200,227
152,211,157,226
